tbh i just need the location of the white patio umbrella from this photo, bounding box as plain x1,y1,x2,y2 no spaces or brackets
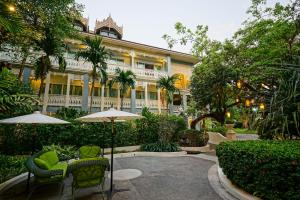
0,111,70,191
76,107,143,198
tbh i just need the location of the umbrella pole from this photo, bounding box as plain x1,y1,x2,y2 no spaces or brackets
27,124,36,193
110,119,115,197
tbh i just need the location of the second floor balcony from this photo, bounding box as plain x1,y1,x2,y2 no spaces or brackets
0,51,168,80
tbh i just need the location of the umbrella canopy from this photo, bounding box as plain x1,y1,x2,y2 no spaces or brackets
0,111,70,124
76,108,143,122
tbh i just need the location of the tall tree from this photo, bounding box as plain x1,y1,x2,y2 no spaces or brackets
157,75,179,114
76,36,110,112
110,68,136,111
0,0,23,46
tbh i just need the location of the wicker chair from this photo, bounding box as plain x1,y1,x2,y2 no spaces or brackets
68,158,110,200
78,145,102,159
25,151,67,199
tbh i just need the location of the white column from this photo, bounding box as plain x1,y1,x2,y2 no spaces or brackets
101,85,105,111
166,56,172,76
130,50,135,69
65,73,71,107
144,82,148,107
42,72,51,114
117,86,121,110
157,88,161,113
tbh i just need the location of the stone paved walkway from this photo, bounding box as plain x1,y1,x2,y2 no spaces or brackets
1,156,222,200
236,134,259,140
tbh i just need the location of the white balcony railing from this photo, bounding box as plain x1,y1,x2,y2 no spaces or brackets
0,51,167,80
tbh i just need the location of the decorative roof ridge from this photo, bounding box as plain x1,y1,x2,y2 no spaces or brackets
94,14,123,37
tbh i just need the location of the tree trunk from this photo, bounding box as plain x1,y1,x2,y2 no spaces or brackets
191,112,226,129
18,57,27,83
89,78,95,113
38,78,44,97
120,95,124,111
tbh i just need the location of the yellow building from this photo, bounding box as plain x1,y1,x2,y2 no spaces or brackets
0,16,198,114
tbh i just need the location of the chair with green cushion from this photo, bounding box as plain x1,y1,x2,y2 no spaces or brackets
26,150,68,198
68,157,110,200
79,145,101,159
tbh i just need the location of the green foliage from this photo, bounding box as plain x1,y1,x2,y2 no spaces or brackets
257,71,300,139
0,68,36,118
110,68,136,110
157,75,180,113
209,124,227,136
0,154,27,183
136,107,186,144
180,129,208,147
76,36,110,112
140,141,179,152
55,107,87,121
42,144,76,161
217,140,300,200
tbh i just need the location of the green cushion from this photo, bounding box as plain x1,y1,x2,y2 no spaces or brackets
79,146,101,159
50,161,68,178
39,151,59,167
34,158,51,170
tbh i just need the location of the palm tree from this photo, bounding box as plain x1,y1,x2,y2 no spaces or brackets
76,36,110,112
34,27,67,97
110,68,136,111
157,75,179,113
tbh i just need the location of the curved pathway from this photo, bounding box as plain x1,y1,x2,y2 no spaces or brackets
112,156,222,200
1,155,222,200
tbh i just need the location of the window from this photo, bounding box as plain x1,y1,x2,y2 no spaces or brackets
70,85,82,96
49,84,62,95
149,92,157,100
109,88,117,97
93,87,100,96
136,91,145,99
110,57,124,65
173,94,182,105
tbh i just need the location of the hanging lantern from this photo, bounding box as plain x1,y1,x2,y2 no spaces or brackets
251,99,255,104
236,80,242,89
259,103,265,110
226,111,231,118
235,98,240,103
245,99,251,107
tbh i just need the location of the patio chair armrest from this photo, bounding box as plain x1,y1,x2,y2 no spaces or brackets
68,158,110,174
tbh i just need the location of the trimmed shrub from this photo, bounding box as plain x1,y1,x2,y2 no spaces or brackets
209,125,227,136
216,140,300,200
140,141,179,152
180,129,208,147
0,155,28,184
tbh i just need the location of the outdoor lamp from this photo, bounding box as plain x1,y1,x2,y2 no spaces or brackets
259,103,265,110
8,5,16,12
236,80,242,89
226,111,231,118
245,99,251,107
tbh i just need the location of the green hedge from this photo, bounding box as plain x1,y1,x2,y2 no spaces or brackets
0,107,186,155
0,155,28,184
216,140,300,200
140,142,179,152
180,129,208,147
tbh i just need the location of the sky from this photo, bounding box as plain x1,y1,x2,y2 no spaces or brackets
75,0,290,53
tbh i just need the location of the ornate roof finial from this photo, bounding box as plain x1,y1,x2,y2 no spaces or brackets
94,15,123,39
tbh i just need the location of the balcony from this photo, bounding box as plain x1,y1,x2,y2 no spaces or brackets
45,94,167,109
0,51,167,80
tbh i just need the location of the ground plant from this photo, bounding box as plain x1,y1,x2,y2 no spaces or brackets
0,155,27,184
217,140,300,200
